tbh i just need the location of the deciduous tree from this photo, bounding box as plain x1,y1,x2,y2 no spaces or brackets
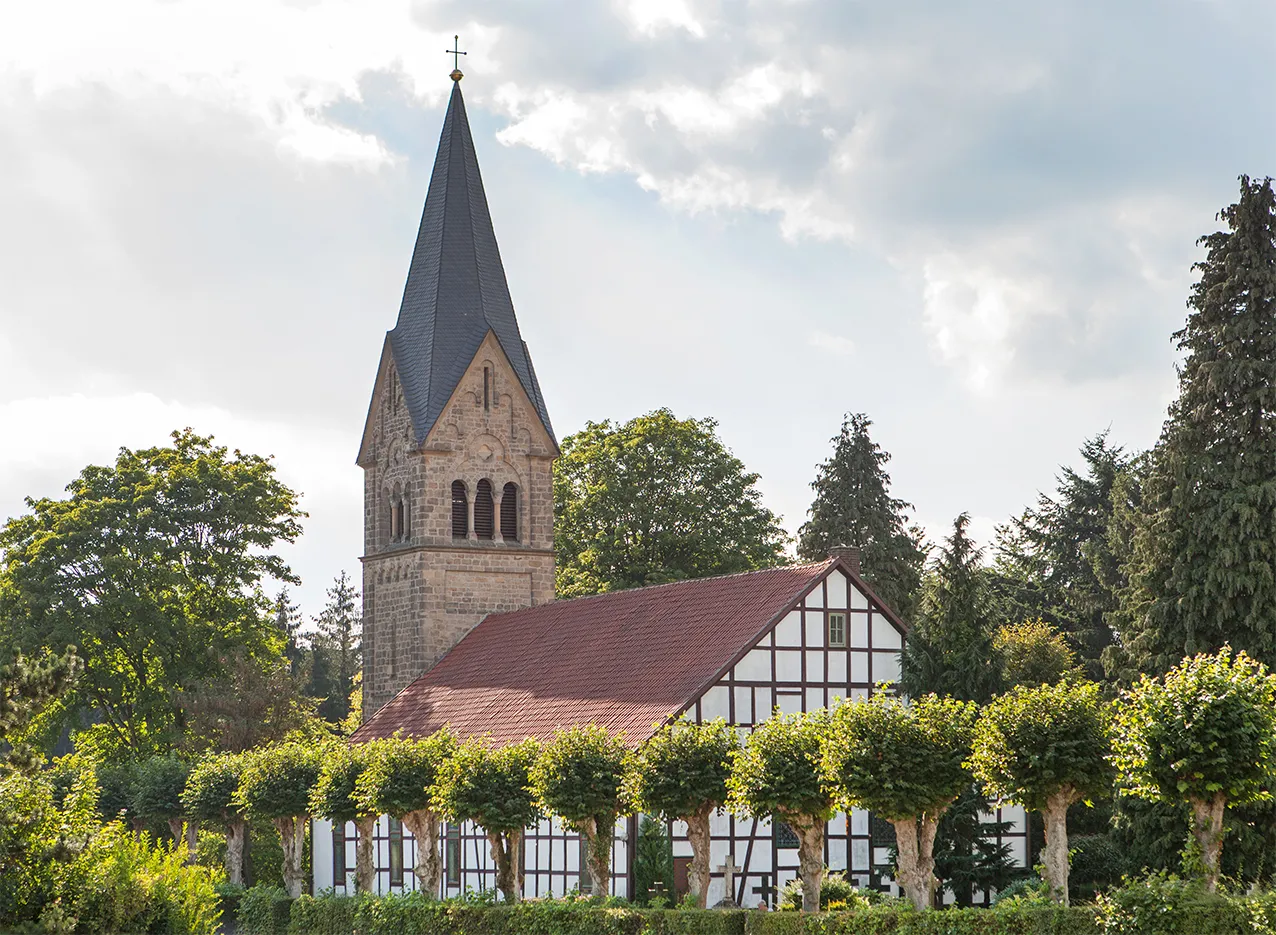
727,710,833,912
354,729,457,896
971,680,1113,903
994,620,1083,689
0,430,304,759
553,410,789,597
629,719,738,908
531,726,629,897
182,752,248,884
311,744,377,893
434,738,541,903
1112,647,1276,892
1113,178,1276,673
797,413,926,618
236,740,326,898
822,694,977,911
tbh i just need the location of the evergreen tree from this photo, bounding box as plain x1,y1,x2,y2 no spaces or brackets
1114,177,1276,674
797,413,926,618
0,646,81,774
310,572,361,724
901,514,999,702
993,433,1129,677
273,590,303,679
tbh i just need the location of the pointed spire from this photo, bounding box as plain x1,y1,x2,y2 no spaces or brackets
387,80,555,449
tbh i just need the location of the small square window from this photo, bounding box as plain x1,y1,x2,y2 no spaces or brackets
827,613,847,648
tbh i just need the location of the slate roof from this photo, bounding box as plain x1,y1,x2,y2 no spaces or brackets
353,560,845,748
387,80,555,448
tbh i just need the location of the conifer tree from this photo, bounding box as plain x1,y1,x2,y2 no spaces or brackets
311,572,361,723
0,646,81,774
901,514,998,702
993,433,1128,676
797,414,926,618
1114,177,1276,673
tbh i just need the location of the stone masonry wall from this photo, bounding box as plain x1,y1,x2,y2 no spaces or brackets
360,332,556,716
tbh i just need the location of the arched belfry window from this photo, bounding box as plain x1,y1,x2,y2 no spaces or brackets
474,480,495,540
501,483,519,542
451,481,468,539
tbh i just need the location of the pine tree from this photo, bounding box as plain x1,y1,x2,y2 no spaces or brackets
797,413,927,618
1114,177,1276,674
993,433,1129,677
0,646,81,773
311,572,362,723
274,589,304,679
901,513,999,702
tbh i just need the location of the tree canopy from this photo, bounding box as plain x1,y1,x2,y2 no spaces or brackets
1112,178,1276,674
797,413,926,618
994,619,1083,689
553,409,789,597
0,430,305,760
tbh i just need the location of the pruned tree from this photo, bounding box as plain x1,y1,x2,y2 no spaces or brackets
236,740,326,898
311,743,377,893
531,725,629,897
970,680,1113,903
182,752,249,884
726,710,833,912
434,738,541,903
629,718,737,908
822,693,977,911
1112,647,1276,892
797,413,927,619
133,753,195,859
354,729,457,896
0,646,81,775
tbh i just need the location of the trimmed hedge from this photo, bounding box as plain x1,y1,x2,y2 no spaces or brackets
239,885,293,935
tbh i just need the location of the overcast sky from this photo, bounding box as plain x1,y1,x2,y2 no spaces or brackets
3,0,1273,619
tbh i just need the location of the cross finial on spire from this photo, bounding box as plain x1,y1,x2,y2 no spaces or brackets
447,34,467,81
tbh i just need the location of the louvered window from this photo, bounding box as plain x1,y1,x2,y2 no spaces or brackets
451,481,468,538
474,480,495,540
500,483,518,542
388,817,404,887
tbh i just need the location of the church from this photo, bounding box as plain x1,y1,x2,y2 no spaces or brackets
312,67,1027,905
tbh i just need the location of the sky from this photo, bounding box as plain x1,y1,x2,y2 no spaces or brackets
2,0,1274,619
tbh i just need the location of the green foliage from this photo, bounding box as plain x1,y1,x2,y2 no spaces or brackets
902,514,999,703
532,725,629,829
1112,648,1276,808
237,741,326,821
796,413,927,618
0,646,82,774
778,871,878,911
971,680,1113,814
434,738,542,834
178,651,319,755
823,693,976,821
727,710,833,823
632,815,675,906
992,433,1129,678
239,884,293,935
1111,178,1276,675
1091,872,1262,935
0,429,305,759
629,719,737,822
994,620,1084,690
182,752,246,824
309,743,374,825
931,786,1023,906
354,729,457,818
310,572,362,725
95,760,140,825
69,822,222,935
133,753,191,826
1068,834,1126,903
553,409,789,597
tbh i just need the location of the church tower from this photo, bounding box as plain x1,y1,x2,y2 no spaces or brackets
357,70,558,717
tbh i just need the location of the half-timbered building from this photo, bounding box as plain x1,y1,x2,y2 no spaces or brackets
320,65,1026,906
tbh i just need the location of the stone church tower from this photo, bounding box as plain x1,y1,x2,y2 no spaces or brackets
357,72,558,717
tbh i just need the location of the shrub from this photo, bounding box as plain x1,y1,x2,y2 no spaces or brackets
239,884,293,935
1094,872,1245,935
778,872,873,911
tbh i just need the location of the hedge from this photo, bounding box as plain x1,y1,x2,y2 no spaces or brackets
242,888,1276,935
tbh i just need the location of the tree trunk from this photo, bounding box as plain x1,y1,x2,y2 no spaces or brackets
1190,795,1227,893
226,819,246,886
273,815,308,899
784,813,824,913
401,810,441,897
488,830,523,903
168,817,184,846
1041,789,1074,905
581,814,614,897
892,818,934,911
185,819,198,864
355,815,377,894
685,808,713,909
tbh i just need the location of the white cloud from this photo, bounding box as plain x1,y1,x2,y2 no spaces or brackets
620,0,706,37
808,331,855,357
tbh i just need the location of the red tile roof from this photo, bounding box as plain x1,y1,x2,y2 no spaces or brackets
353,560,839,747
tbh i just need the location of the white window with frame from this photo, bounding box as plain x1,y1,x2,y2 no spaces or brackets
827,612,847,648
